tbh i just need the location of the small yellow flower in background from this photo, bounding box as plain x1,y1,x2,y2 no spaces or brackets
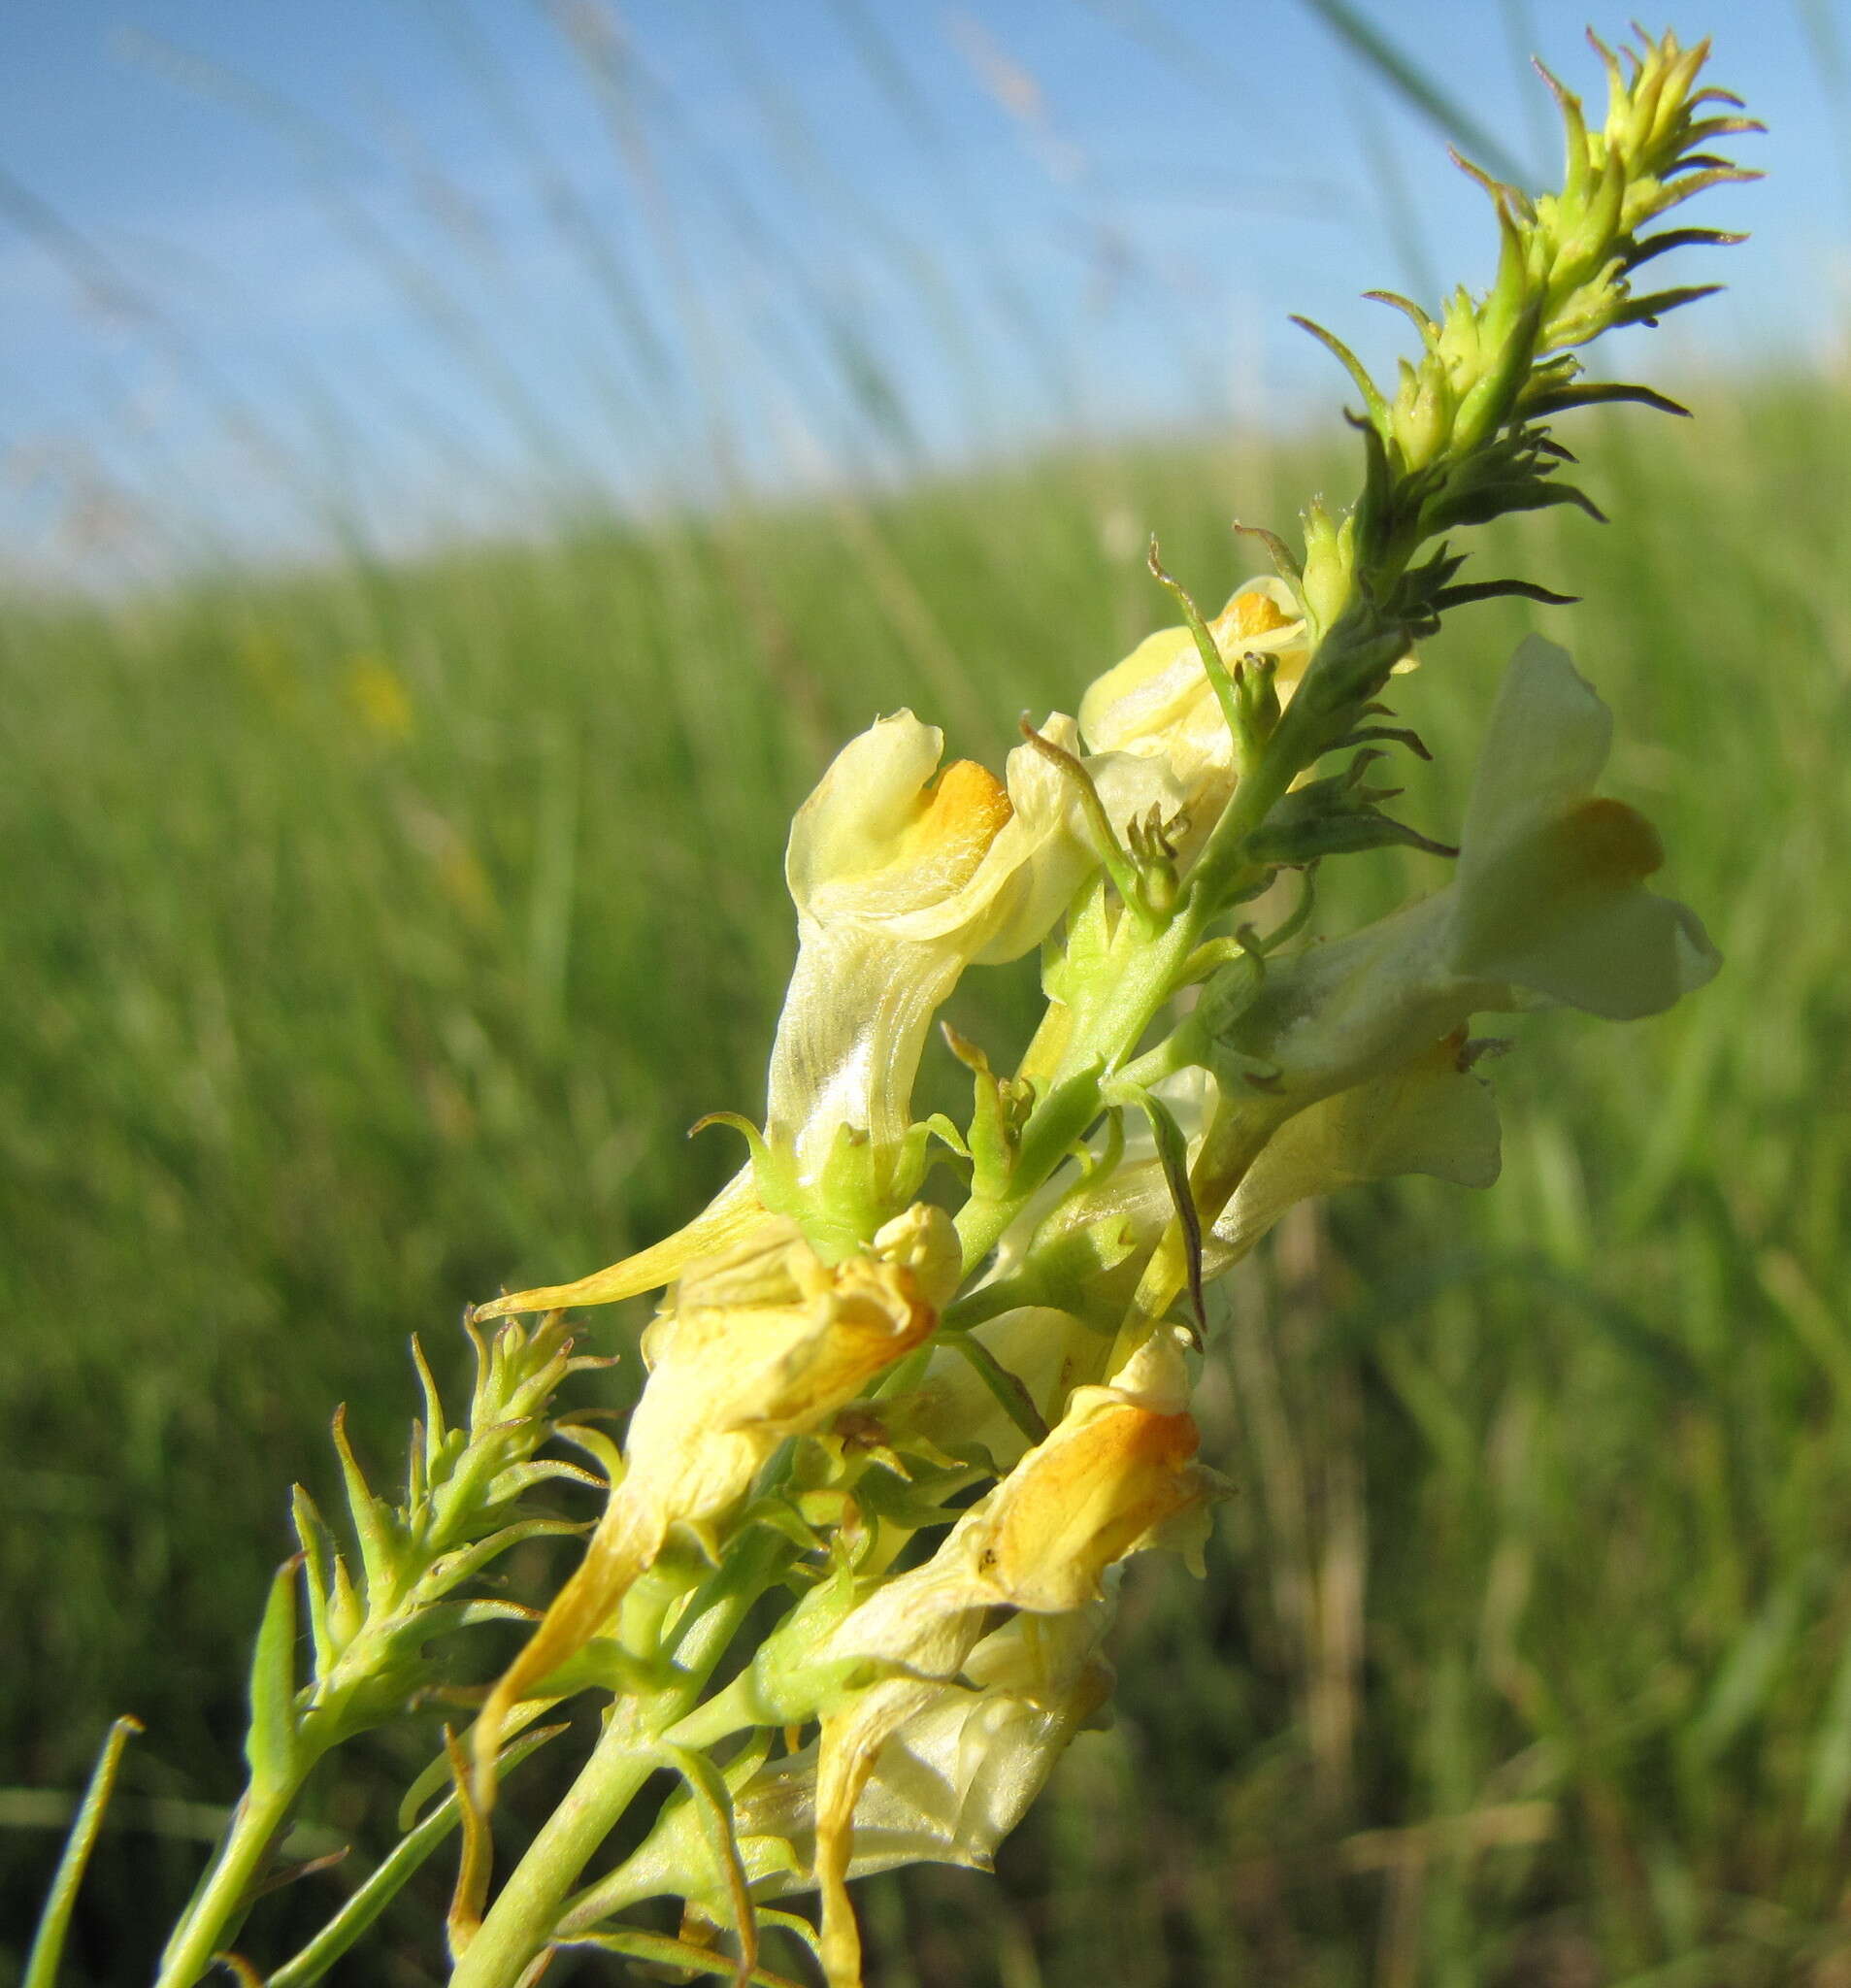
343,652,415,742
471,1205,955,1794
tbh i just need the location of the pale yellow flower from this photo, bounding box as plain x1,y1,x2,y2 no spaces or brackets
473,709,1174,1318
610,1607,1115,1937
771,709,1177,1191
1032,1045,1500,1281
1079,578,1307,805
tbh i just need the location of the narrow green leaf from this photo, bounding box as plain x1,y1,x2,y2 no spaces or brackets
944,1334,1049,1448
1430,578,1579,609
1687,1573,1811,1767
1247,810,1457,864
1363,288,1438,340
658,1742,758,1978
1626,226,1748,272
1125,1084,1206,1344
1290,316,1390,434
1526,379,1692,418
418,1516,585,1602
1231,519,1305,586
1805,1620,1851,1838
246,1558,303,1795
23,1717,141,1988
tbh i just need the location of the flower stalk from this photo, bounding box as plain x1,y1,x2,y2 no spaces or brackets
99,26,1756,1988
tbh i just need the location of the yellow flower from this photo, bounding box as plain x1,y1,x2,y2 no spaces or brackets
611,1607,1115,1936
909,1304,1117,1469
1079,578,1307,804
470,1205,955,1795
771,709,1177,1191
474,707,1176,1318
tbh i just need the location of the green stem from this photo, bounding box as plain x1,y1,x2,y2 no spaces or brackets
954,702,1315,1280
448,1535,788,1988
154,1781,301,1988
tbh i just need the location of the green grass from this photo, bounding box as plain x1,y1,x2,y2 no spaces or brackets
4,375,1850,1984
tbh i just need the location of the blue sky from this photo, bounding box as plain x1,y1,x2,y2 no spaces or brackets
1,1,1839,587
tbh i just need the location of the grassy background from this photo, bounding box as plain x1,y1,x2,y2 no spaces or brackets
5,370,1851,1985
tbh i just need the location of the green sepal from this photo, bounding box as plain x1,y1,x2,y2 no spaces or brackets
325,1552,364,1654
942,1023,1018,1200
330,1407,401,1599
247,1556,305,1795
1043,874,1115,1007
291,1486,340,1677
1115,1081,1206,1343
1290,315,1390,435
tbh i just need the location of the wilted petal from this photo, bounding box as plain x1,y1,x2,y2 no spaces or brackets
472,1209,949,1793
962,1331,1221,1612
469,1164,768,1325
809,1331,1219,1983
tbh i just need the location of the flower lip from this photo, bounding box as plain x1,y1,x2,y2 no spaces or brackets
1552,796,1666,883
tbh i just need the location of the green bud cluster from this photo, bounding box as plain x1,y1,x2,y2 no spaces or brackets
149,1320,603,1988
1282,27,1759,743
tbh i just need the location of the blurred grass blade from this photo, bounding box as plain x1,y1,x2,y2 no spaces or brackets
23,1716,142,1988
1297,0,1530,186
